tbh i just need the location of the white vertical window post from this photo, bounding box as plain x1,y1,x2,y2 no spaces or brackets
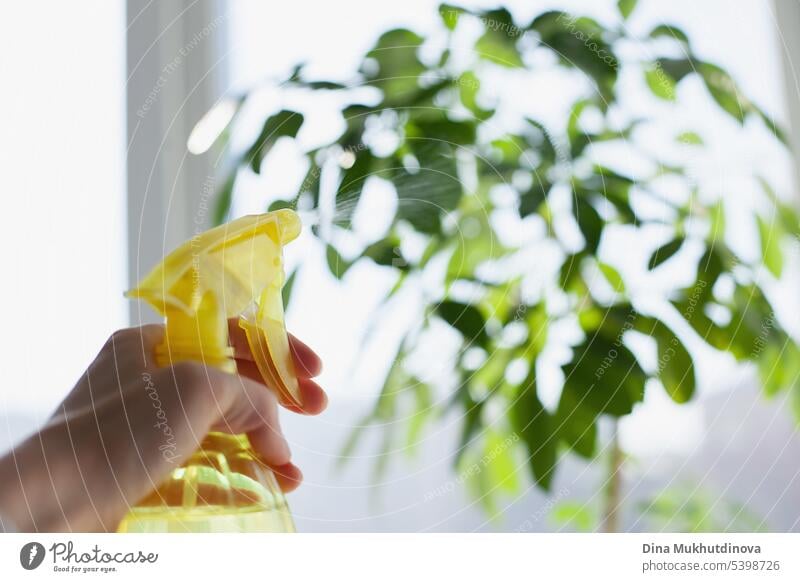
775,0,800,203
126,0,228,324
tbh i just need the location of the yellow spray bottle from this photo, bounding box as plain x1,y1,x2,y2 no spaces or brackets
117,209,302,532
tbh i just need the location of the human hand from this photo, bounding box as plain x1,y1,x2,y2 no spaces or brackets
0,322,325,532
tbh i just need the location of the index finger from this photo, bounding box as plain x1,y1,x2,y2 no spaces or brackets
227,318,323,378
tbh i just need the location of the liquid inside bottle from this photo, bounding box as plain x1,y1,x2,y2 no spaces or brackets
117,433,295,533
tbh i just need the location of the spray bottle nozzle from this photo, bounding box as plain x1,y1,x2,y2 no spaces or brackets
126,208,303,407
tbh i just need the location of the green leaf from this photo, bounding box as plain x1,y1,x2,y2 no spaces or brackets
725,284,775,360
362,29,425,104
510,371,556,490
268,199,294,212
649,24,689,45
408,79,452,109
676,131,703,145
457,71,480,111
286,63,304,83
286,65,346,90
299,159,322,208
520,175,551,217
753,106,789,145
483,430,521,494
709,199,726,242
573,198,604,253
671,249,738,354
460,444,499,516
698,62,749,123
437,48,451,68
376,346,406,421
598,262,625,293
677,308,730,353
645,66,676,100
525,302,550,352
363,236,406,269
562,334,647,416
458,71,493,121
757,177,798,232
438,3,466,30
648,237,684,270
282,268,297,309
530,13,618,102
580,168,637,224
757,338,800,402
394,144,462,234
447,210,505,278
690,247,725,303
566,99,592,158
246,110,304,174
482,134,527,180
555,380,597,458
653,322,696,403
550,501,597,531
340,104,373,150
792,379,800,424
212,170,236,226
326,244,352,279
336,151,374,227
407,114,477,145
473,347,514,392
436,300,489,347
525,118,558,163
656,58,696,83
475,9,524,67
455,392,485,466
301,80,347,90
579,304,656,340
757,214,784,277
559,252,587,292
618,0,637,19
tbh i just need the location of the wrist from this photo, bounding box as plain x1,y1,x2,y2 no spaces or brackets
0,435,52,531
0,420,104,532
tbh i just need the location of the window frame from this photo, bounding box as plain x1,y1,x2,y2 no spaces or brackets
125,0,229,324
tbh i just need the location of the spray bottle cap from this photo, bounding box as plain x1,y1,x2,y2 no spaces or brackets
127,209,303,407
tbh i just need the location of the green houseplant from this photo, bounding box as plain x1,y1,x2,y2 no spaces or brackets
193,0,799,526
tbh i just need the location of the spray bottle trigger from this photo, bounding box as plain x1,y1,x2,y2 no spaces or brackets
239,297,302,408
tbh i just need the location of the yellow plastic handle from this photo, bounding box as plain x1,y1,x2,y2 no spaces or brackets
126,209,303,406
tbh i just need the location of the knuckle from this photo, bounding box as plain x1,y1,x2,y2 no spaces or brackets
170,362,233,407
103,328,130,350
103,325,164,354
170,361,206,387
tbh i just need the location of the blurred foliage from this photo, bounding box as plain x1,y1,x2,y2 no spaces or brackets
549,483,767,532
198,1,800,512
637,483,768,532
